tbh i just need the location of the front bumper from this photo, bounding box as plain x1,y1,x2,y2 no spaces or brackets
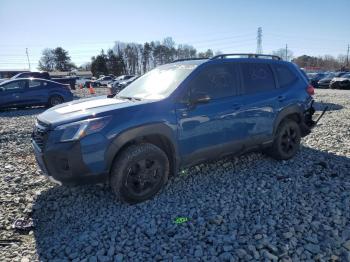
32,136,109,185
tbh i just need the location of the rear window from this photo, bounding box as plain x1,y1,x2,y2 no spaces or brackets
274,64,298,88
28,80,42,88
241,63,275,94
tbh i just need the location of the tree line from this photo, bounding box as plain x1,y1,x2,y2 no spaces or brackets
87,37,215,77
38,38,349,75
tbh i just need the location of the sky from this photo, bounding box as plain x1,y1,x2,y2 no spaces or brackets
0,0,349,70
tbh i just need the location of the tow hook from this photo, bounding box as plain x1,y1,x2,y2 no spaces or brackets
306,100,328,127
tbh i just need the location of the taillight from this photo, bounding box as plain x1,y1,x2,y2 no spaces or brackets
307,85,315,96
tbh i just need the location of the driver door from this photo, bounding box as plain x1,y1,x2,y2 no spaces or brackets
175,63,242,166
0,80,27,108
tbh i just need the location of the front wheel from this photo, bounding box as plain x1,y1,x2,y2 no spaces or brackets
110,143,169,204
267,119,301,160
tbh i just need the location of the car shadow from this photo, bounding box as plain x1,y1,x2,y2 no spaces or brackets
0,107,46,117
314,101,343,111
32,146,350,260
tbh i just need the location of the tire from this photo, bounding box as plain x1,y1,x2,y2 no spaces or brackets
267,119,301,160
110,143,169,204
48,95,64,107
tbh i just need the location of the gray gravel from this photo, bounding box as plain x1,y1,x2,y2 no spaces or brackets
0,88,350,261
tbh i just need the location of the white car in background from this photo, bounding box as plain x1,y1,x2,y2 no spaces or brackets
76,76,93,87
95,76,114,86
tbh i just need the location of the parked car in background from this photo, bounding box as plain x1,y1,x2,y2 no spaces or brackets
108,75,139,95
32,54,322,203
95,76,114,86
76,76,92,87
330,73,350,89
318,72,347,88
0,78,73,109
307,72,327,88
11,71,77,90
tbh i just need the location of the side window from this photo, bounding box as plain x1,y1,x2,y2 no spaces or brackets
274,64,298,88
2,80,26,91
28,80,42,88
190,64,239,100
241,63,275,94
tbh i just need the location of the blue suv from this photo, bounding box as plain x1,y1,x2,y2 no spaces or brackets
32,54,321,203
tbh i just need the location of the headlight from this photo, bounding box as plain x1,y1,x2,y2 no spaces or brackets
55,116,111,142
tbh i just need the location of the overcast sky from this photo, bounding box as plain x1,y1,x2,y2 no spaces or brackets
0,0,349,70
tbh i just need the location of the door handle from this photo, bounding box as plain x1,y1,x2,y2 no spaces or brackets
277,95,286,102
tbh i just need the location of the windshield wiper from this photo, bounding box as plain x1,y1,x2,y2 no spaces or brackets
117,96,142,101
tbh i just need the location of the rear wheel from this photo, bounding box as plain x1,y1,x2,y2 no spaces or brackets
267,119,301,160
110,143,169,204
48,95,64,107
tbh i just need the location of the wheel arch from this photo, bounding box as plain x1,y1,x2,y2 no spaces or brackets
106,123,179,177
273,105,304,135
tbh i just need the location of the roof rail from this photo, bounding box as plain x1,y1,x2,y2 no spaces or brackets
211,53,282,60
172,58,209,63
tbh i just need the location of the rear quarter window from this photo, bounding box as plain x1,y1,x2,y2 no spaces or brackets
274,64,298,88
241,63,275,94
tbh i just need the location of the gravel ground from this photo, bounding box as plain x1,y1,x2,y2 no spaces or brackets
0,88,350,261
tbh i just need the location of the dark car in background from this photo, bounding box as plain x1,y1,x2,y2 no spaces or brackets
318,72,347,88
307,72,327,88
108,75,139,95
12,72,76,90
330,73,350,89
0,78,73,109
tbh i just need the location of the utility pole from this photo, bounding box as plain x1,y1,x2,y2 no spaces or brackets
26,48,31,71
346,44,349,67
285,44,288,61
256,27,263,54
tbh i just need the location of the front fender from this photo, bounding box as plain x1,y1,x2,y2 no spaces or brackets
105,122,179,174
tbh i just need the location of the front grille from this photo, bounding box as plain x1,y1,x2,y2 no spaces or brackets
32,120,49,151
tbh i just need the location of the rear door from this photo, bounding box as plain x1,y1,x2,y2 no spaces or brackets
236,62,279,144
25,79,49,105
0,80,27,107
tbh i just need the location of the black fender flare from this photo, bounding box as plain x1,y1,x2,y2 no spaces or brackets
105,122,179,175
273,104,304,135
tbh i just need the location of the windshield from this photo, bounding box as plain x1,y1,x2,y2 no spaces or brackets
325,73,335,78
117,63,197,100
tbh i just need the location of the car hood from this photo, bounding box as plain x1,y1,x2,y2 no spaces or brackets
37,96,147,127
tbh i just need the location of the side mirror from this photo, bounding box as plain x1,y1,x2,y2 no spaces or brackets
191,92,210,106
